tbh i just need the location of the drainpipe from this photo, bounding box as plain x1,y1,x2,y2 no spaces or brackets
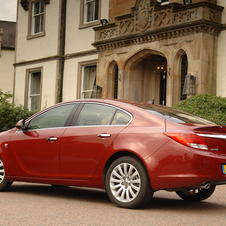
0,28,4,57
58,0,67,103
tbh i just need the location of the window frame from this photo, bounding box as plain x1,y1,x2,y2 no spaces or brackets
27,0,46,39
77,60,98,99
71,102,133,127
25,67,43,111
27,103,78,130
79,0,101,29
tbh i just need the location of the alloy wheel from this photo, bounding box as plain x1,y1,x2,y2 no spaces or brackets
109,162,141,203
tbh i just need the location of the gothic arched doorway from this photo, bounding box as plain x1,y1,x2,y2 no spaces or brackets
124,51,167,105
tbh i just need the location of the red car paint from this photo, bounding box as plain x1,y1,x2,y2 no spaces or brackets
0,99,226,192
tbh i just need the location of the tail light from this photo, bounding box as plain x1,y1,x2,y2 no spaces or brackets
164,133,208,150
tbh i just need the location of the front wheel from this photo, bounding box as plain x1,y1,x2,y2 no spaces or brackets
176,185,216,202
105,156,153,209
0,159,13,191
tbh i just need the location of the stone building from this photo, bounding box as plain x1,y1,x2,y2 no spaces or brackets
15,0,109,111
0,21,16,97
14,0,226,111
93,0,225,106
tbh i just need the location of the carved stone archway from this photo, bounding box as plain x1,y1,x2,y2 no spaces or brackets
122,49,167,103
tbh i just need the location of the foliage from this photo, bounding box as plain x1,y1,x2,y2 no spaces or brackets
0,89,34,132
0,89,13,104
173,94,226,125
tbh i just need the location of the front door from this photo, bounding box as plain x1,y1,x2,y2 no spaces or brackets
8,104,77,178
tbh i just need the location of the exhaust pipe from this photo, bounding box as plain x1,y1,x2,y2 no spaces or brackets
200,183,211,189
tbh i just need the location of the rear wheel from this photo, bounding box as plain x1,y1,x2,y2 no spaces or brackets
105,156,153,209
0,159,13,191
176,185,216,202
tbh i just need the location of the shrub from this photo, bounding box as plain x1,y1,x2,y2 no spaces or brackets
173,94,226,125
0,89,34,132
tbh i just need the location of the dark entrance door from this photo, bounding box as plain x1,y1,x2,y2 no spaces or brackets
160,72,167,105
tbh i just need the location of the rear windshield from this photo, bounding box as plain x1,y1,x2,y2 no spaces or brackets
139,105,216,125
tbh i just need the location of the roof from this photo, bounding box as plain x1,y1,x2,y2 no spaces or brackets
0,21,16,49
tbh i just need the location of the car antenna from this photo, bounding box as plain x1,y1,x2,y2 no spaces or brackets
148,99,155,105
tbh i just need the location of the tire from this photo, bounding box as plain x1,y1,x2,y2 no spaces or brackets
105,156,153,209
0,159,13,191
176,185,216,202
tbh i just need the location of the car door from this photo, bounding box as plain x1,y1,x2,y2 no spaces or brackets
7,103,77,178
60,103,132,180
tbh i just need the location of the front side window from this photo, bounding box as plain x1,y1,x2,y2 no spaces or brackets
29,71,41,111
82,65,97,98
28,104,76,130
85,0,99,23
32,1,44,34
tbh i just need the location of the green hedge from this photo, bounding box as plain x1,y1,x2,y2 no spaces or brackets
0,90,34,132
173,94,226,125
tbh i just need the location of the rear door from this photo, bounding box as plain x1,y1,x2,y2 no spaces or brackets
60,103,131,180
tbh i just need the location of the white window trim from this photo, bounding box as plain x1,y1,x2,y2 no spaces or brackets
27,0,46,39
25,67,43,111
84,0,98,24
81,64,97,99
79,0,101,29
77,60,98,99
31,1,44,35
157,0,169,5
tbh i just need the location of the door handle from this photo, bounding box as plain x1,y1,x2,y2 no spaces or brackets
46,137,58,141
98,134,111,138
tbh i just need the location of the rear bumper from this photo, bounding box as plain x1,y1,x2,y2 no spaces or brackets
145,140,226,190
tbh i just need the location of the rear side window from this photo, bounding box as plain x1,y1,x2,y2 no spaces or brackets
76,103,116,126
111,110,131,125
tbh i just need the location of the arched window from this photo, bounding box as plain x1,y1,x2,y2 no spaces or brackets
180,54,188,100
114,65,118,99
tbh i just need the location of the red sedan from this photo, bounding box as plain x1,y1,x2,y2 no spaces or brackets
0,99,226,208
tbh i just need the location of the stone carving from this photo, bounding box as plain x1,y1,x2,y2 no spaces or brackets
135,0,153,32
96,25,221,52
172,9,197,24
209,10,218,22
94,1,223,51
98,28,118,40
119,19,134,35
154,10,171,28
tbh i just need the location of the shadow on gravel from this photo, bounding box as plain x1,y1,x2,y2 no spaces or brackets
7,182,110,204
6,182,226,212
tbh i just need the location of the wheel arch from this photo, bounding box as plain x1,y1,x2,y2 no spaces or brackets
102,151,152,189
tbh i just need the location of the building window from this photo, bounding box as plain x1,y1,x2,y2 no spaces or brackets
79,0,101,28
25,68,42,111
181,54,188,100
28,1,45,39
82,65,97,98
29,71,41,111
32,1,44,34
85,0,99,23
114,65,118,99
157,0,169,5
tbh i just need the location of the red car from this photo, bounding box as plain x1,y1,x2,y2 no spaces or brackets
0,99,226,208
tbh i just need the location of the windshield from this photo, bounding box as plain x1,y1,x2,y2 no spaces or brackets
139,105,215,125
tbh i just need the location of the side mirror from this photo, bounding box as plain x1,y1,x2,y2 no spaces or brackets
16,119,27,130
